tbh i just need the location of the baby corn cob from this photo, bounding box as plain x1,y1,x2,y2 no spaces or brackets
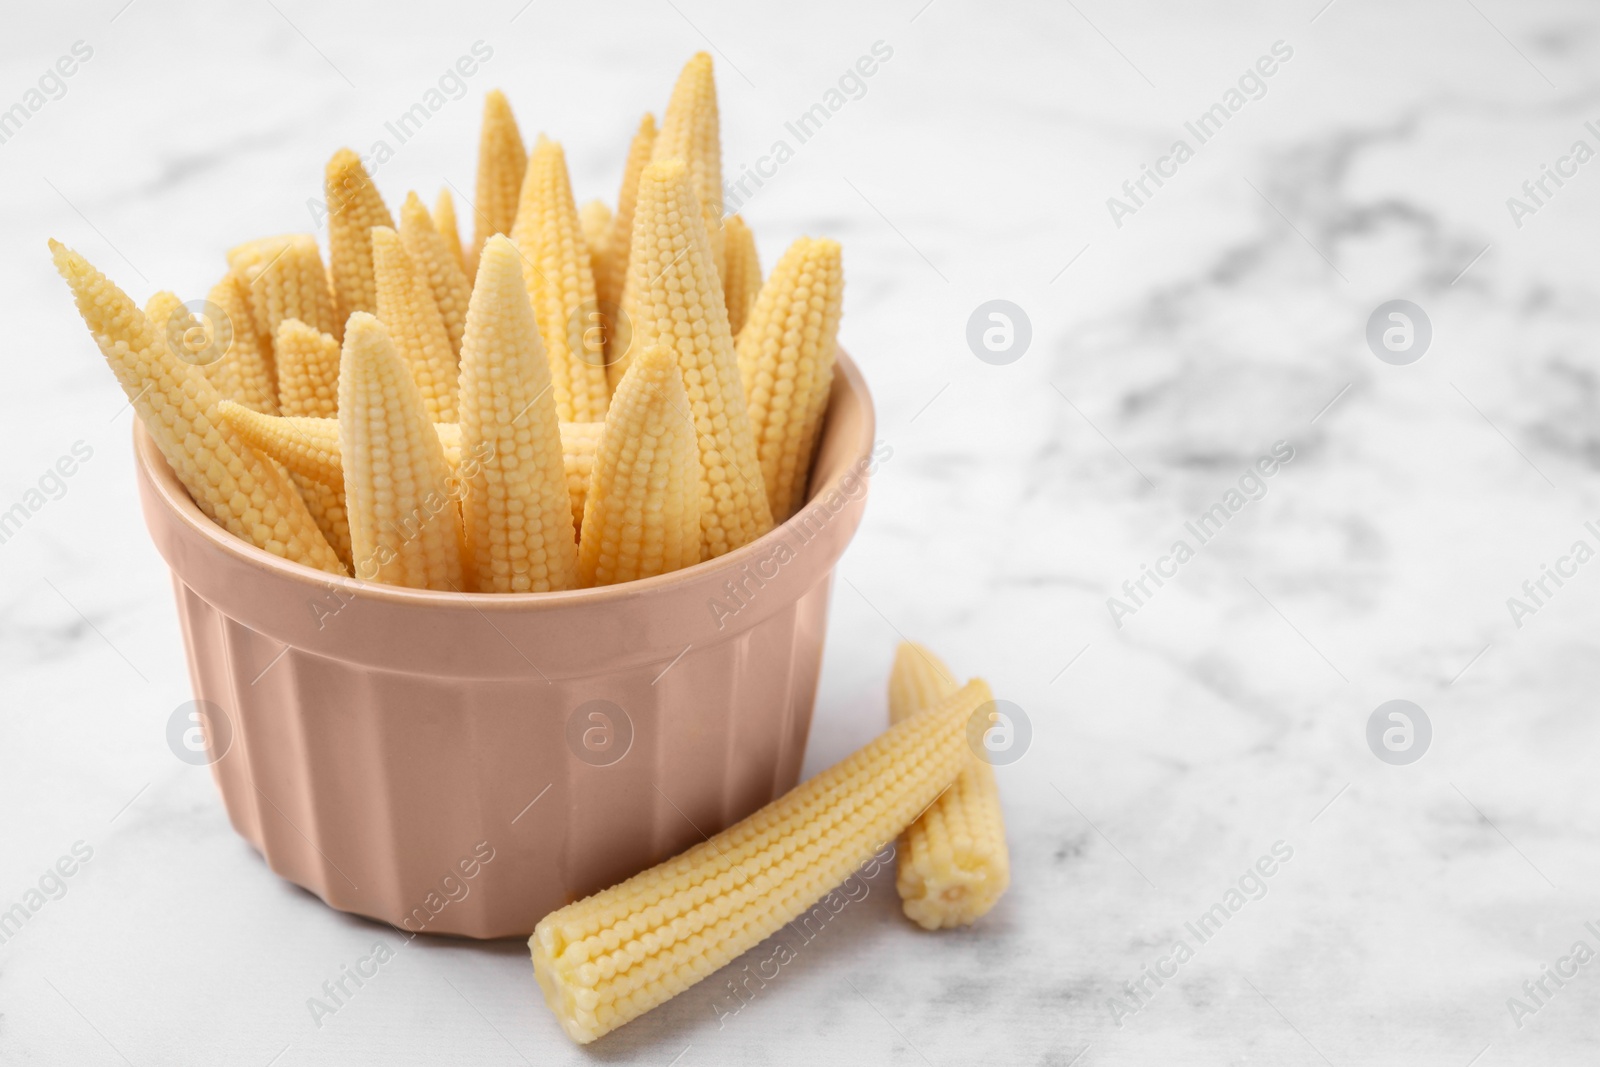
560,421,601,533
625,159,772,559
400,192,473,358
215,408,598,515
274,319,341,419
579,199,611,255
218,402,346,487
326,148,394,326
293,472,353,568
888,642,1011,931
371,226,459,423
457,235,579,593
338,313,463,589
433,187,467,272
530,677,993,1044
207,274,278,412
722,214,761,338
736,237,843,520
471,89,526,271
53,243,343,574
149,280,279,415
227,233,340,344
577,346,700,586
652,52,724,280
592,112,656,339
510,137,611,423
887,641,960,724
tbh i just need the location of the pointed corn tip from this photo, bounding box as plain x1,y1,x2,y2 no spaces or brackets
48,239,81,278
344,310,383,342
402,190,426,212
475,233,523,284
327,147,363,175
484,89,513,117
480,232,517,258
633,344,678,377
641,157,689,184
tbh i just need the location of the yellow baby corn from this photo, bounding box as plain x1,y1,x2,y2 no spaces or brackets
888,642,1011,931
274,319,341,419
218,402,345,487
652,52,724,279
530,677,993,1044
227,233,340,344
433,187,467,272
577,346,700,587
592,112,656,333
579,200,611,255
887,641,960,724
53,243,343,574
214,410,599,517
471,89,526,270
457,235,579,593
371,226,459,423
400,192,473,358
721,214,760,338
326,148,394,327
625,159,772,559
510,137,611,423
338,313,463,589
148,283,277,415
560,421,601,534
290,465,353,569
736,237,843,520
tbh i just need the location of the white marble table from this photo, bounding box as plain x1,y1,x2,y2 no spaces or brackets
5,0,1599,1062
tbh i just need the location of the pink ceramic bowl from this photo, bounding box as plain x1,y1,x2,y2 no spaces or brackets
134,353,875,938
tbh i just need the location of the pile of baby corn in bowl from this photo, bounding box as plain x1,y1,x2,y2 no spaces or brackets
51,52,1010,1044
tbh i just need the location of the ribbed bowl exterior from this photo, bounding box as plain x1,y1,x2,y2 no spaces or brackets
134,354,875,939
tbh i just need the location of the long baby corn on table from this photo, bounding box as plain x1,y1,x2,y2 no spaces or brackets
50,50,1011,1045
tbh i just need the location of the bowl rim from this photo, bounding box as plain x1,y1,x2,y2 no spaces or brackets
136,349,875,612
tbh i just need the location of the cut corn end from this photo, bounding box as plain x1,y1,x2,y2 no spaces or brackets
887,641,1011,930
